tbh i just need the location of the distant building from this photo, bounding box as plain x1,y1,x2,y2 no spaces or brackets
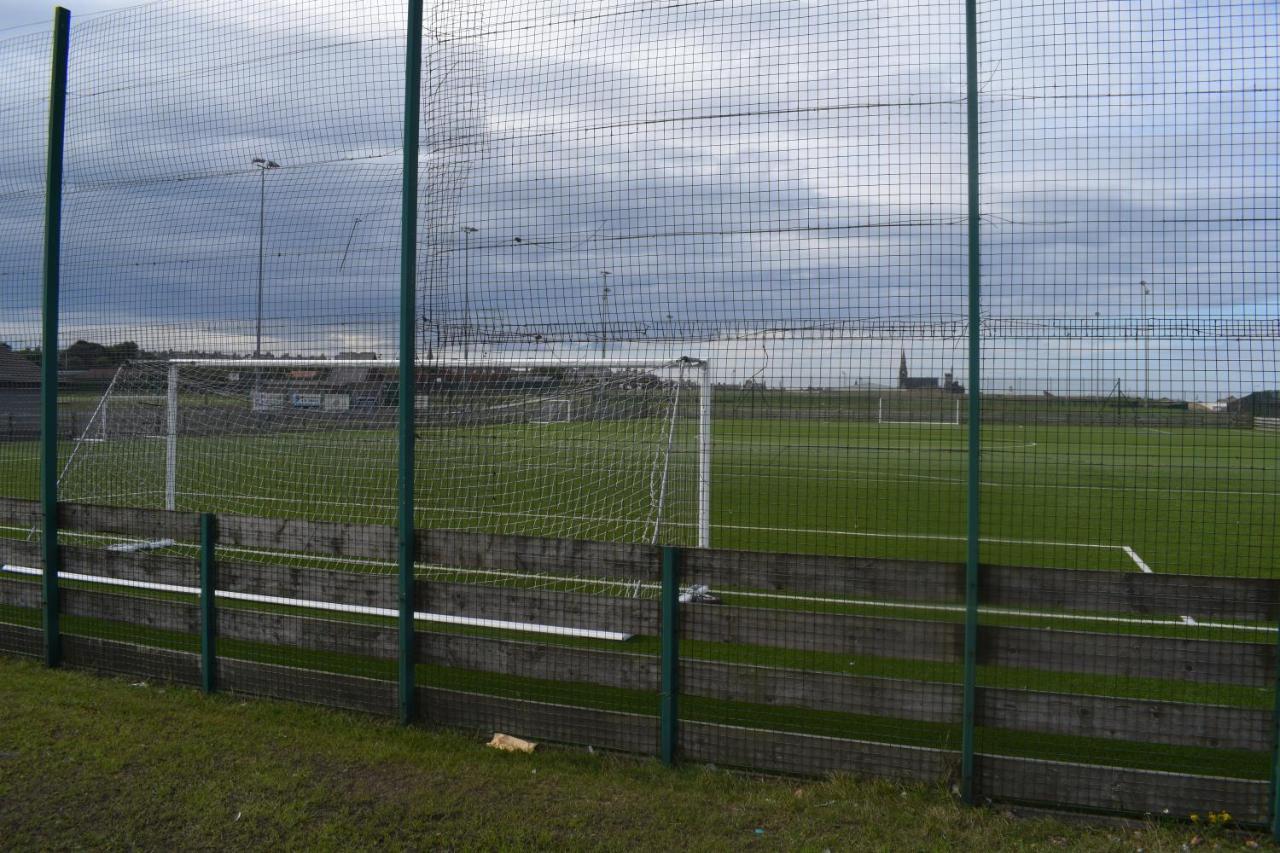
896,351,964,394
897,350,939,391
0,345,41,439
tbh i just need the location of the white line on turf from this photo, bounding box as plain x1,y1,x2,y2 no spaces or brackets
1122,546,1154,574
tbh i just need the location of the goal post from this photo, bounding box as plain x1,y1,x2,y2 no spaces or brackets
58,356,712,548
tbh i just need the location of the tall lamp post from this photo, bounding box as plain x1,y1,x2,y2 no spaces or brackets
599,270,610,358
251,157,280,357
1140,280,1151,406
461,226,478,361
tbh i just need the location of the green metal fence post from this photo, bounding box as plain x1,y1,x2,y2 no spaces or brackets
1271,621,1280,841
659,546,681,765
397,0,425,726
199,513,218,693
41,6,71,669
960,0,982,805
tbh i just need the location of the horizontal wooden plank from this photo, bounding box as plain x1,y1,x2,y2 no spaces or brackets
982,625,1274,687
975,754,1268,824
0,578,42,609
418,529,659,581
683,548,963,603
418,632,658,692
61,634,201,686
982,564,1280,623
218,657,397,716
977,689,1270,753
681,720,954,782
0,496,41,529
683,605,962,661
218,560,395,609
218,514,396,561
416,581,659,636
219,609,397,659
683,659,959,722
417,687,658,754
60,501,201,542
0,622,43,657
61,587,200,635
0,538,42,569
60,544,195,587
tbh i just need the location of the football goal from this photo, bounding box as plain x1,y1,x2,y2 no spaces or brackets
57,357,711,548
877,395,961,426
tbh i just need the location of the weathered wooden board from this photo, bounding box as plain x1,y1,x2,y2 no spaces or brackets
683,604,963,660
218,559,396,609
418,529,659,581
0,539,43,570
219,609,397,659
218,514,396,561
976,689,1269,752
975,753,1268,824
60,588,200,635
60,502,200,542
0,622,42,657
981,625,1274,687
416,582,660,636
417,687,659,754
417,632,658,692
0,497,41,529
680,720,955,783
60,544,195,587
982,564,1280,623
0,579,42,609
683,659,959,722
218,657,397,716
683,548,963,603
61,634,202,686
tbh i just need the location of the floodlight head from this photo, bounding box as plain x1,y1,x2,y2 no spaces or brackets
461,226,478,234
252,157,280,170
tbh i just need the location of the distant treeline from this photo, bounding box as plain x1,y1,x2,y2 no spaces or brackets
5,341,380,371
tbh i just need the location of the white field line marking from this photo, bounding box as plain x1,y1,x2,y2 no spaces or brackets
714,522,1120,551
1123,546,1154,574
0,564,632,642
713,463,1280,499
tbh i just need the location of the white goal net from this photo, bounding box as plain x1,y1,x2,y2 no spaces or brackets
57,358,710,548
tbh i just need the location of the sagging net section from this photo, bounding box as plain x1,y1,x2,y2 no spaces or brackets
56,359,701,549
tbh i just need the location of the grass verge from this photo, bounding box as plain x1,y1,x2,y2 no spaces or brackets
0,655,1268,851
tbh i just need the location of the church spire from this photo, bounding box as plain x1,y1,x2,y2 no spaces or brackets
898,349,909,387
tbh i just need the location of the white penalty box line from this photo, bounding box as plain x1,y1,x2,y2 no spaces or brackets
715,522,1154,573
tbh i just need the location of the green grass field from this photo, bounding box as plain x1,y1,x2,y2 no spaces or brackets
2,416,1274,576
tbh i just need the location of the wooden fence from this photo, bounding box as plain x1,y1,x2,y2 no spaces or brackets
0,496,1276,824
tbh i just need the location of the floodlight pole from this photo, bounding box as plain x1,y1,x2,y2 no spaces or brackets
252,157,280,358
1140,280,1150,406
461,226,478,361
599,270,610,358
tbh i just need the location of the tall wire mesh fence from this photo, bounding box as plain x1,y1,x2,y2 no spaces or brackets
0,0,1276,823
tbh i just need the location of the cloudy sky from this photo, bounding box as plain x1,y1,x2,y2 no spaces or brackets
0,0,1275,397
